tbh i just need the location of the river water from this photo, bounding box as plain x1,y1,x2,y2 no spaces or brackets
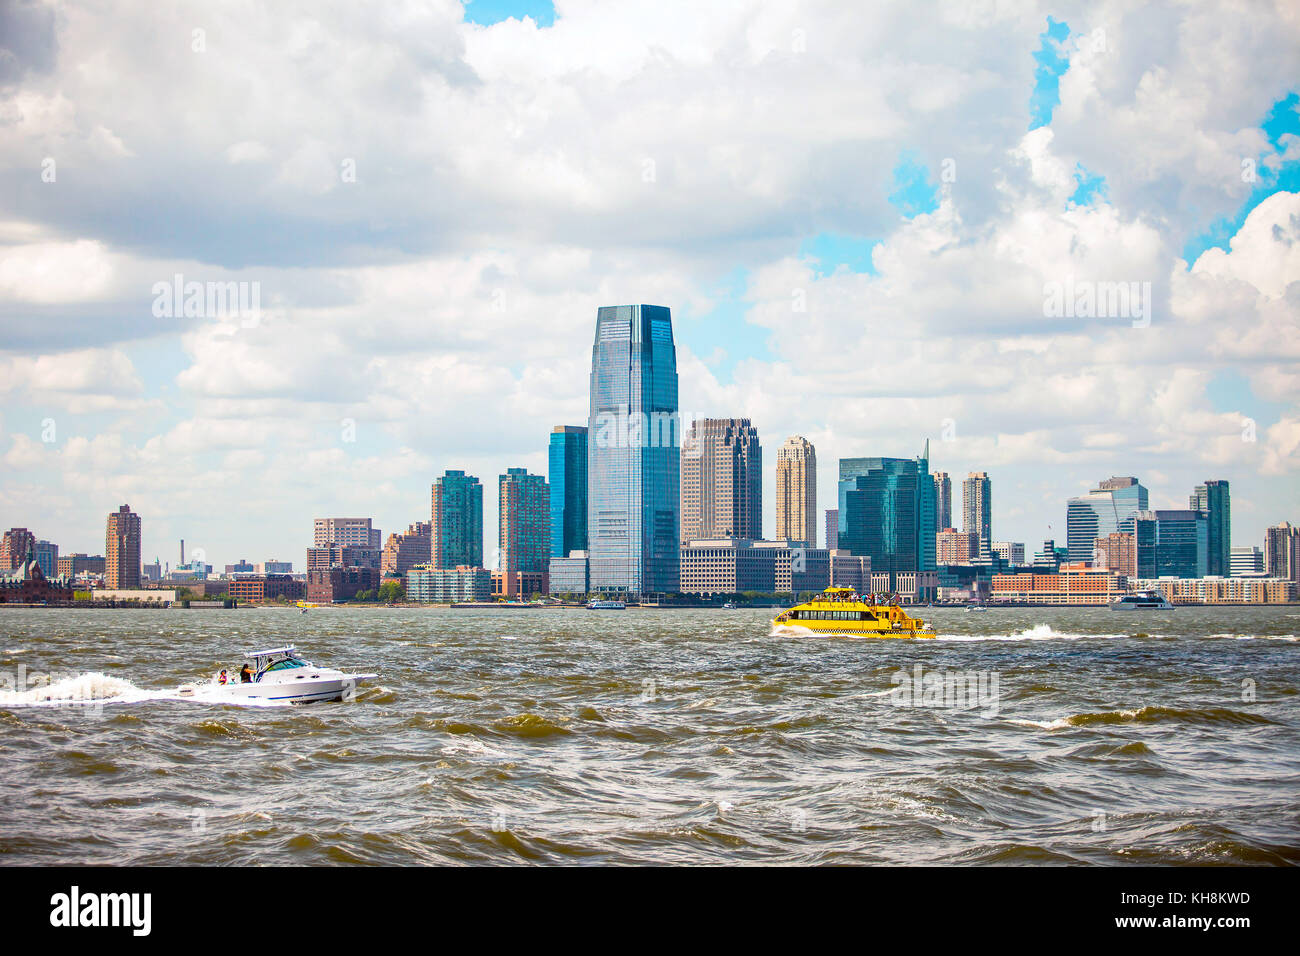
0,605,1297,865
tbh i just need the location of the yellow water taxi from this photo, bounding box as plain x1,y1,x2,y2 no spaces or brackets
773,587,936,638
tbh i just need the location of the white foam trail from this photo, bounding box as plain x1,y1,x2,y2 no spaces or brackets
938,624,1101,642
0,671,290,709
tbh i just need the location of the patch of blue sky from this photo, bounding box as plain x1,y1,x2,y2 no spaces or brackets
1183,91,1300,265
1069,163,1108,206
462,0,555,28
679,267,775,384
1205,368,1288,430
798,233,882,277
1029,17,1070,130
887,151,940,219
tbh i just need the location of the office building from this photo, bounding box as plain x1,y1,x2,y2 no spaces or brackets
431,470,484,570
405,565,492,603
678,539,829,597
681,418,762,542
837,445,936,574
1264,522,1300,583
381,522,432,577
936,528,978,564
1,529,37,571
549,425,588,559
1093,531,1136,576
587,304,680,595
1230,546,1264,577
105,504,141,589
991,541,1025,565
1133,510,1208,579
1066,477,1148,562
825,509,838,551
499,468,550,597
775,435,817,547
1189,480,1230,577
549,551,590,595
934,472,952,532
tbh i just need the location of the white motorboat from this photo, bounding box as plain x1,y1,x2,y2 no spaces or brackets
177,645,377,704
586,599,626,609
1109,591,1175,610
966,605,989,613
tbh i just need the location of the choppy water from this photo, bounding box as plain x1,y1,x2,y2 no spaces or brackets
0,606,1297,865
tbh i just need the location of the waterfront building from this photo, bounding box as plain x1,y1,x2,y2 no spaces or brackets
105,504,141,589
825,509,838,551
775,436,817,547
499,468,550,598
227,574,306,603
306,566,381,603
587,304,680,596
307,545,381,571
678,538,829,597
1133,510,1207,578
828,551,872,591
0,548,72,603
313,517,382,550
1189,480,1231,577
681,418,762,542
224,560,255,574
431,470,484,569
491,570,549,600
381,522,432,577
991,564,1128,605
934,472,952,532
548,551,590,595
1066,477,1148,562
405,565,491,603
1230,546,1265,577
57,553,105,577
962,472,992,560
837,446,936,574
1130,576,1296,605
548,425,588,559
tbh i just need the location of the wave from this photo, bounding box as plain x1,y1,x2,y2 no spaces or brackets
1011,704,1276,731
938,624,1094,642
0,671,288,709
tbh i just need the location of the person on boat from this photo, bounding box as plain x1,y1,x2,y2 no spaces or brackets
217,669,229,685
239,664,253,683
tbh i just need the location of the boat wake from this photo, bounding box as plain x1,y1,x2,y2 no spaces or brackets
0,671,289,709
938,624,1101,642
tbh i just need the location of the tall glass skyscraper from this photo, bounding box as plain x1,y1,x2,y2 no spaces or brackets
1134,510,1208,578
549,425,588,558
1066,476,1148,561
587,304,680,595
837,446,936,573
431,470,483,569
1189,480,1230,577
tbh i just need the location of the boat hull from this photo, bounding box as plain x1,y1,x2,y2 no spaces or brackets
179,673,376,704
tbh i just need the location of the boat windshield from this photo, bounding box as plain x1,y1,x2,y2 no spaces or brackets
263,656,307,672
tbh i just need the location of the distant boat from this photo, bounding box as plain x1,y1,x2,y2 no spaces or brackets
966,605,989,613
586,599,626,610
721,601,738,609
1110,591,1174,610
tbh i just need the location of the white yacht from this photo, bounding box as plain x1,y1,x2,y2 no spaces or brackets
586,599,626,610
1110,591,1175,610
178,646,377,704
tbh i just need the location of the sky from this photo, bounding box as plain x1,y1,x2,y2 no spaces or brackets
0,0,1298,570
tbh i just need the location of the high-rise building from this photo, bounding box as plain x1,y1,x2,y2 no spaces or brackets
775,435,817,547
1264,522,1300,583
838,445,936,574
1134,510,1207,578
549,425,588,559
431,470,483,569
381,522,432,577
1230,546,1264,577
825,509,839,551
962,472,992,560
500,468,550,574
34,540,59,579
1189,480,1230,577
313,518,382,549
681,418,762,542
1,529,37,571
991,541,1025,565
1066,477,1148,562
105,504,141,589
934,472,952,532
587,304,680,595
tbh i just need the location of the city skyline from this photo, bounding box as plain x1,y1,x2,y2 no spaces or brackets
1,5,1297,568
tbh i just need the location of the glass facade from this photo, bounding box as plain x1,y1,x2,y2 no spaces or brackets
1134,509,1208,578
1189,480,1230,577
837,451,936,573
1066,477,1148,561
430,470,483,569
587,305,680,595
548,426,588,558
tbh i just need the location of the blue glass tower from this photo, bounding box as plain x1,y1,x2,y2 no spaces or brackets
587,305,679,595
1134,510,1208,578
548,425,588,558
837,445,936,574
1066,477,1148,561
